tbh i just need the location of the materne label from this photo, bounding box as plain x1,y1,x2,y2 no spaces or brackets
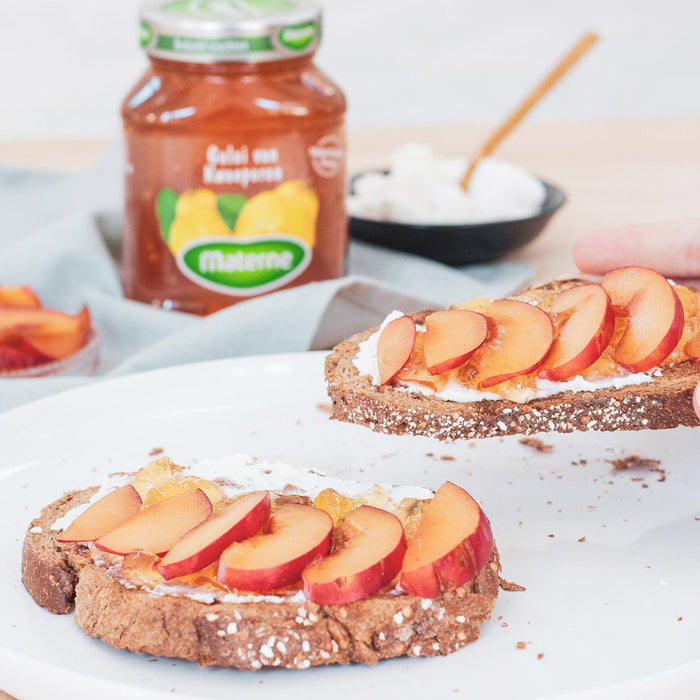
177,235,311,296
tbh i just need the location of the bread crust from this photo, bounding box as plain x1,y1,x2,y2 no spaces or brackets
22,485,501,669
21,487,97,614
325,311,700,441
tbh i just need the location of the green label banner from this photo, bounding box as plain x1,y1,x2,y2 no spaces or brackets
179,236,310,295
140,21,154,48
162,0,296,17
155,33,274,55
278,21,316,51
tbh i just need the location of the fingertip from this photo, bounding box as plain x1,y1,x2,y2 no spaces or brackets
573,230,608,274
572,237,591,273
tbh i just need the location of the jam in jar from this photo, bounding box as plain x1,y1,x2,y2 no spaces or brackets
122,0,347,314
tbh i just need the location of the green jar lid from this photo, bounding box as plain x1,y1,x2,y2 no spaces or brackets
139,0,322,63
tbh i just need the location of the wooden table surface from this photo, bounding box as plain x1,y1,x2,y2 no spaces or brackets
1,119,698,699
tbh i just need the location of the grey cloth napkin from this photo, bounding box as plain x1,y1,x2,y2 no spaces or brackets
0,146,533,411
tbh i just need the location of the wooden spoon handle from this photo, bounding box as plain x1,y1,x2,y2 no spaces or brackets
460,33,599,191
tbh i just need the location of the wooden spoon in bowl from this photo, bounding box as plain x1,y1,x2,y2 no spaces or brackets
460,32,599,191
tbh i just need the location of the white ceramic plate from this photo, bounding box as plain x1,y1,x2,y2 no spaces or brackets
1,353,699,700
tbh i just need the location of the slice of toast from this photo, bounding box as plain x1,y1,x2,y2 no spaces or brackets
325,308,700,442
21,461,502,670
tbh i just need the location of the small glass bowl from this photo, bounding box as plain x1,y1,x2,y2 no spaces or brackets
0,329,100,378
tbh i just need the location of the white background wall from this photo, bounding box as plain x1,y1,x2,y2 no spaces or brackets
2,0,700,141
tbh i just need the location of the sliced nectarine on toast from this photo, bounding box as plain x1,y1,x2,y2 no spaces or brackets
424,309,488,375
400,481,493,598
395,332,451,392
58,485,142,543
94,489,212,556
158,491,271,580
217,504,332,591
476,299,554,387
377,315,416,385
539,284,615,381
302,505,406,604
601,267,684,372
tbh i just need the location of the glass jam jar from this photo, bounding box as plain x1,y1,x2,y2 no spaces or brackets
122,0,347,314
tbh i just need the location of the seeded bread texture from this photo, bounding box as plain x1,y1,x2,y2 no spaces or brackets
325,311,700,442
22,485,501,670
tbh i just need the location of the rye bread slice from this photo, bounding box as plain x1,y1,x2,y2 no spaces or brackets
22,484,501,670
325,311,700,442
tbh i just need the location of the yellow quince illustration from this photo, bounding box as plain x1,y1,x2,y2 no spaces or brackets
168,188,231,255
234,180,319,247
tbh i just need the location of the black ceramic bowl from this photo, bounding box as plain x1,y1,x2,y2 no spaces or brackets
349,173,565,266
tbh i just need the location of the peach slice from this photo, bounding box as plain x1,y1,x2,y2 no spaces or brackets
400,481,493,598
423,310,488,375
477,299,554,387
24,306,92,360
601,267,684,372
158,491,271,580
0,306,82,334
377,315,416,385
0,286,41,308
539,284,615,381
217,504,332,591
94,489,212,556
0,334,51,370
58,485,142,543
302,505,406,604
0,345,44,371
17,338,50,363
0,306,91,360
395,332,451,392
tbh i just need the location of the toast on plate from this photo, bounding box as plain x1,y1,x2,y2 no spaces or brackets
325,268,700,441
22,456,503,670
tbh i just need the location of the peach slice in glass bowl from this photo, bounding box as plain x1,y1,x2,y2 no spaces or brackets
0,304,100,378
0,329,100,378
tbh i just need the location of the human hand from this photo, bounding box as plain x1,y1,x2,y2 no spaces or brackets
574,218,700,421
573,218,700,286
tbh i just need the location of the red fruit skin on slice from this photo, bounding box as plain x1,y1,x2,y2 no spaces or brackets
157,492,271,580
0,345,42,370
377,315,417,385
302,506,407,605
399,482,494,598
